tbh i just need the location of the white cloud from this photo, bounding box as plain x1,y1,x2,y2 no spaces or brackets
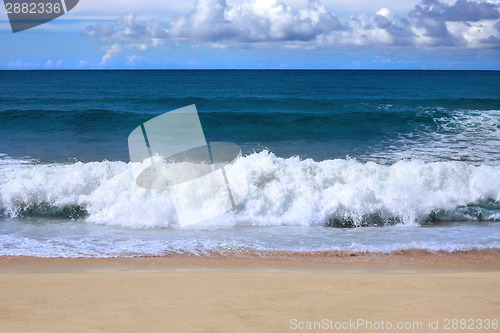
168,0,342,42
409,0,500,46
44,59,64,69
83,0,500,61
100,43,122,65
84,14,168,51
127,54,142,64
77,60,90,68
7,60,41,69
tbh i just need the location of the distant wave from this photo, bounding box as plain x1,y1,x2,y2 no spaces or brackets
1,151,499,228
2,95,499,111
1,106,498,143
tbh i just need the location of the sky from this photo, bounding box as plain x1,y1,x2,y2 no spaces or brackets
1,0,500,69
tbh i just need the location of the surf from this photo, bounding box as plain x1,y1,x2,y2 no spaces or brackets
1,151,499,228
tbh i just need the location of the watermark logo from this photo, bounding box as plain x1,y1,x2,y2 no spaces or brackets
4,0,79,33
128,104,248,227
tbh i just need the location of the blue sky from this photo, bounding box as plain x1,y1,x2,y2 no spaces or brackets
1,0,500,69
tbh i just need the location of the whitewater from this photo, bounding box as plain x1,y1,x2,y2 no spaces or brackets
1,151,499,257
2,151,499,227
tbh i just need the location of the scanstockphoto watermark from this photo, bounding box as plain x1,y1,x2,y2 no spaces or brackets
128,105,248,227
289,318,499,331
290,319,424,331
3,0,79,32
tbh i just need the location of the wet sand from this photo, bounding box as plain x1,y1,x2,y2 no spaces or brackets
1,250,499,332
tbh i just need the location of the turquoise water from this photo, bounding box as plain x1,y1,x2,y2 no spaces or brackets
0,70,499,256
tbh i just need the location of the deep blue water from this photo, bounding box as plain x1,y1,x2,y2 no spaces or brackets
1,70,499,163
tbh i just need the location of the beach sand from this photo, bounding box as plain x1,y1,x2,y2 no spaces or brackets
1,250,499,332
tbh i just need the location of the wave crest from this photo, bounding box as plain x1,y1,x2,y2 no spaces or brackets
1,151,499,227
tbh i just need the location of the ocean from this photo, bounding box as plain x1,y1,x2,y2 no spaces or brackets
0,70,499,257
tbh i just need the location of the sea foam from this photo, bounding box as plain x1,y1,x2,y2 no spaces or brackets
1,151,499,228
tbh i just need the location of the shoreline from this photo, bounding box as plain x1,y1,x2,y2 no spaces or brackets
2,249,499,332
2,248,500,273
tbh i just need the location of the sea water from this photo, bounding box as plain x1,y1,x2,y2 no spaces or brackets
0,70,499,257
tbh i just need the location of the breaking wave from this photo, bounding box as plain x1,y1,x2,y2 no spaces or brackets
1,151,499,228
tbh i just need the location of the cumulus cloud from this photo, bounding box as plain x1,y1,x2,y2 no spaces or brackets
409,0,500,45
7,60,41,69
127,54,142,64
84,14,168,51
343,8,415,46
7,59,65,69
77,60,90,69
44,59,64,69
84,0,500,58
169,0,343,42
100,43,122,65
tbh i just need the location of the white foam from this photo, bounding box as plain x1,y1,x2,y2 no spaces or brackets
1,151,499,228
382,109,500,163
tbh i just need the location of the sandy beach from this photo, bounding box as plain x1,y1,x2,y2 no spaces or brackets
1,250,499,332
